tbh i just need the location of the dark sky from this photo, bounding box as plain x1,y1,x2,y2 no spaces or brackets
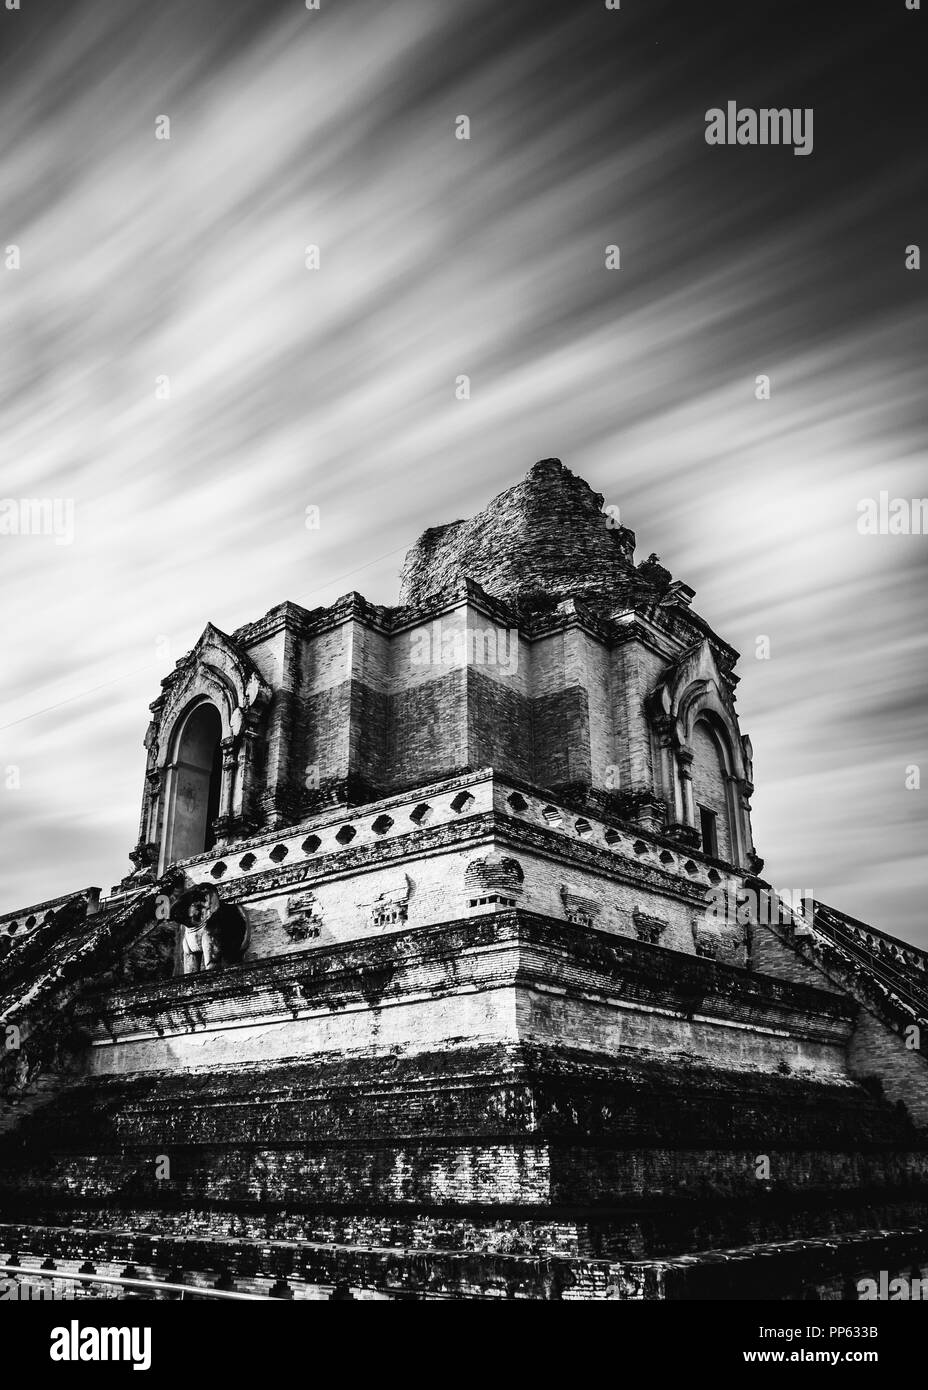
1,0,925,938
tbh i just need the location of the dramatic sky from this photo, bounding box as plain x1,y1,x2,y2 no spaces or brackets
1,0,925,940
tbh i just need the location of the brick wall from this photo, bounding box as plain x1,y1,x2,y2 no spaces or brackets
398,459,636,611
848,1007,928,1128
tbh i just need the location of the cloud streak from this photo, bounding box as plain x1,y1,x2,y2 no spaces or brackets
1,0,924,940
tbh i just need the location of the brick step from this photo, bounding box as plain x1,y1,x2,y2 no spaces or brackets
3,1219,928,1300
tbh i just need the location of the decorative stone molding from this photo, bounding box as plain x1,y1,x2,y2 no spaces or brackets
664,822,701,850
140,624,272,873
633,907,668,945
369,876,413,930
284,891,323,942
128,841,159,873
152,625,271,769
646,638,757,869
463,854,524,899
560,886,601,929
691,918,720,959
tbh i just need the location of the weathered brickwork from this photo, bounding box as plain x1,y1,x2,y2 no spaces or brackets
609,640,665,794
64,913,855,1087
398,458,637,611
847,1009,928,1128
752,917,844,992
465,669,532,785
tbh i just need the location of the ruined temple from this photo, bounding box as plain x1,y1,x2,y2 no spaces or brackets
2,458,927,1300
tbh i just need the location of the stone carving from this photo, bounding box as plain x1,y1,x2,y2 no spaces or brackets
128,841,159,875
633,907,668,945
370,876,413,929
464,855,524,907
284,891,323,942
143,721,159,768
691,918,720,960
169,888,250,973
560,886,601,928
175,890,221,975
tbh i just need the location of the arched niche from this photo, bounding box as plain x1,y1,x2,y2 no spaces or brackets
150,664,242,876
689,716,734,861
647,639,755,869
161,701,223,867
135,626,272,880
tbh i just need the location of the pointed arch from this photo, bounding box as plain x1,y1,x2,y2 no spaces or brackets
131,625,272,877
646,639,755,868
160,699,223,866
689,714,735,862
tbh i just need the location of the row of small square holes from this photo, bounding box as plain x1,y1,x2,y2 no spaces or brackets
209,790,480,879
504,792,722,886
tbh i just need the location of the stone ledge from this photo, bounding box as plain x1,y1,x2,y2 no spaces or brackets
74,911,856,1039
2,1219,927,1300
0,888,101,939
10,1043,914,1150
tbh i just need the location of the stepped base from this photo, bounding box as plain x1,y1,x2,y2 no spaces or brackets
3,1218,928,1300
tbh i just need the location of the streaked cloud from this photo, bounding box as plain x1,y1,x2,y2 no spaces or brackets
1,0,924,940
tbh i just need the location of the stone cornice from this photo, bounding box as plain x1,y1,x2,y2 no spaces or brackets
208,810,713,913
223,576,739,680
164,769,744,915
75,907,856,1044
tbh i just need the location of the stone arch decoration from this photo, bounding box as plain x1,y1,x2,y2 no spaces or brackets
129,624,271,877
646,639,759,871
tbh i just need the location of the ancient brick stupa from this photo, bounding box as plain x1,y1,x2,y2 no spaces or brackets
2,459,927,1300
